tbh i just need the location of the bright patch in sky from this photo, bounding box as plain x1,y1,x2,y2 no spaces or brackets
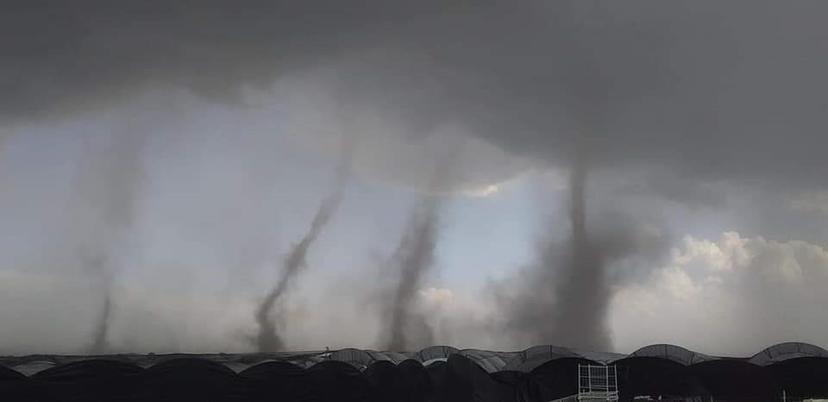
463,184,500,198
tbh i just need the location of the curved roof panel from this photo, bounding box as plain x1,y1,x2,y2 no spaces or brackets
749,342,828,366
630,344,713,366
0,365,26,380
578,350,627,364
286,354,326,369
416,345,459,363
366,350,410,364
330,349,412,369
458,349,517,373
4,342,828,377
32,359,143,379
330,348,375,369
11,361,55,376
503,345,580,372
147,357,237,376
239,360,304,378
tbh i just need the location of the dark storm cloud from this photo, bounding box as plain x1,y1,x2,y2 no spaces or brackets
0,0,461,123
322,0,828,192
6,1,828,188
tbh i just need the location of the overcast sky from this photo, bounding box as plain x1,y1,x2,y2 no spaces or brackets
2,0,828,356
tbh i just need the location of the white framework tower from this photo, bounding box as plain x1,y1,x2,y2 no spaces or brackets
577,364,619,401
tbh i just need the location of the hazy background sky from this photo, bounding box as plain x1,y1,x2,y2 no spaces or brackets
2,0,828,356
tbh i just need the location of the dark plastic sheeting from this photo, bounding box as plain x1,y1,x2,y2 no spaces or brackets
425,360,449,402
142,358,241,402
690,359,779,402
32,359,144,402
239,361,315,402
397,359,432,402
307,360,372,402
768,357,828,399
613,356,706,401
4,344,828,402
445,354,515,402
524,357,596,402
365,361,403,402
491,370,536,402
0,365,31,401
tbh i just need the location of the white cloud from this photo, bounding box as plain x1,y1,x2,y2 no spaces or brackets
658,266,700,301
672,232,751,272
611,231,828,355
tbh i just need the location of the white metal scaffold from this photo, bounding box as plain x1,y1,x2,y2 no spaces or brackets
577,364,619,401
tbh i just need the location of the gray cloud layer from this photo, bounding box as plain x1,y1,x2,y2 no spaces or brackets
3,1,828,353
7,1,828,187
